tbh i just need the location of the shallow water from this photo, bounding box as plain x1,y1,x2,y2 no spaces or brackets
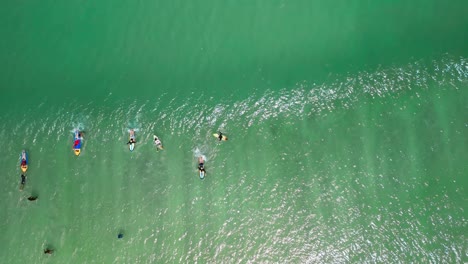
0,0,467,263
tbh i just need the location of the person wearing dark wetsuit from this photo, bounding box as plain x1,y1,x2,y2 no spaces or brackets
20,174,26,190
199,167,206,174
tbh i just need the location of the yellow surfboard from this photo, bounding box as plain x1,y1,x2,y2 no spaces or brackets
74,148,81,156
20,150,28,172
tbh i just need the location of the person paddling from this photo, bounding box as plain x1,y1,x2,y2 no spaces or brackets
19,174,26,191
127,129,136,144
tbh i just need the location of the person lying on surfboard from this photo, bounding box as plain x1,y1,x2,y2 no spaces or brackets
198,156,206,172
154,137,162,146
216,131,228,141
73,131,83,148
73,139,81,148
127,129,136,144
154,136,163,151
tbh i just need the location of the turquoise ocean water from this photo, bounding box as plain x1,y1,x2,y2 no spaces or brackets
0,1,467,263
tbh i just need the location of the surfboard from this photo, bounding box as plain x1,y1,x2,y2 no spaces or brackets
74,148,81,156
213,133,228,141
20,150,28,172
153,135,164,150
199,170,205,179
129,142,135,151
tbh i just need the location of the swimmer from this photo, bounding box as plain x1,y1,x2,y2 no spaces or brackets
198,156,204,170
19,174,26,191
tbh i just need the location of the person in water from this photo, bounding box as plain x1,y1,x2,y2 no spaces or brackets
127,130,136,144
20,174,26,190
154,137,161,146
154,137,162,151
73,139,80,147
21,160,27,166
217,131,228,141
198,156,206,173
44,249,54,254
21,151,27,162
28,196,38,201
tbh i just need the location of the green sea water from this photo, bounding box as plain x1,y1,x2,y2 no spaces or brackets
0,0,467,263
